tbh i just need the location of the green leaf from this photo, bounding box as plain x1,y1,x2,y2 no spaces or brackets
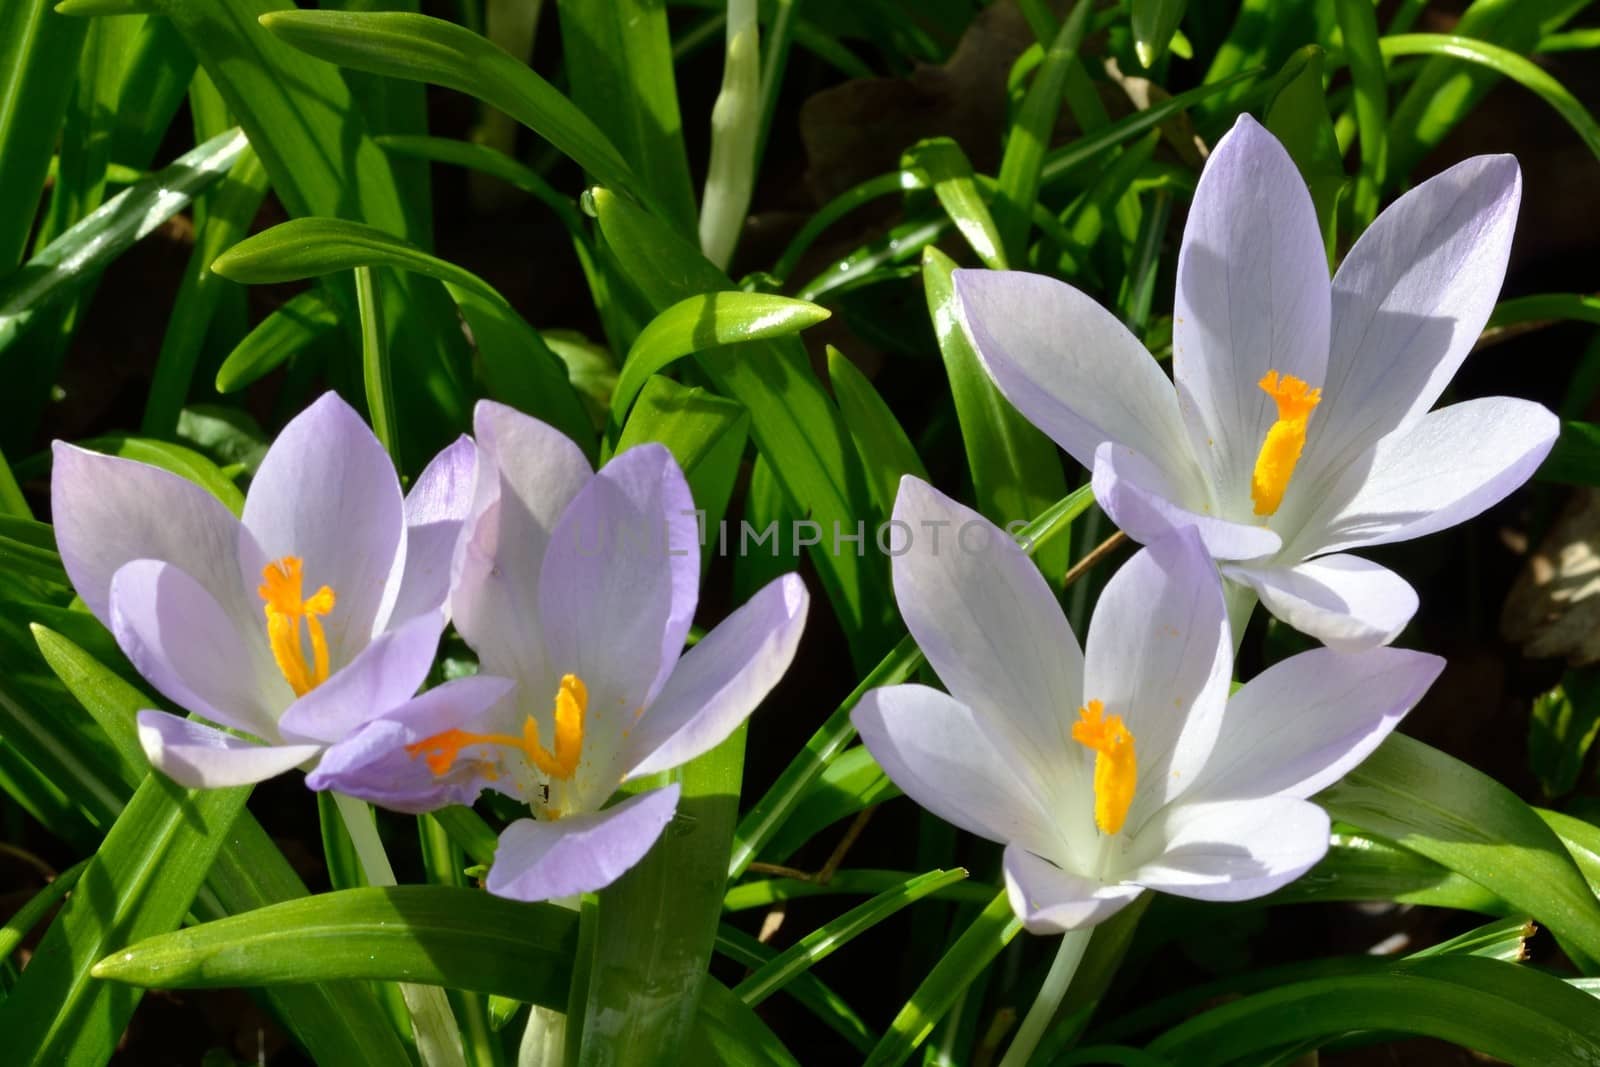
1267,830,1506,913
922,247,1069,583
1377,32,1600,166
1263,46,1345,260
758,745,902,865
0,519,67,588
556,0,698,236
0,0,86,269
260,10,644,211
32,625,148,779
354,264,399,458
214,287,341,393
993,0,1092,262
724,869,995,912
735,868,968,1006
1148,955,1600,1065
716,923,876,1052
610,291,829,431
1530,672,1600,799
864,890,1022,1067
0,773,253,1064
212,217,592,452
0,859,87,971
1321,733,1600,969
592,186,895,662
1385,0,1590,178
1131,0,1188,68
0,129,248,354
142,147,272,437
1333,0,1388,229
92,885,791,1063
902,137,1007,270
826,346,930,517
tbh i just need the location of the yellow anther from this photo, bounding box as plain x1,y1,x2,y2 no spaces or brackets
1072,700,1137,835
1250,371,1322,517
258,557,336,697
406,673,589,785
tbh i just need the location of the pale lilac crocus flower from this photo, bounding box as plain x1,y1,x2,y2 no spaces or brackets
853,477,1442,931
51,392,508,787
954,114,1557,649
309,402,810,902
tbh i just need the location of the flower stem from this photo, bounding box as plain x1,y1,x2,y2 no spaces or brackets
332,791,468,1067
997,927,1093,1067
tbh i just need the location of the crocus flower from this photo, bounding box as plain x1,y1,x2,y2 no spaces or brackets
309,401,810,901
853,478,1442,931
953,114,1557,649
51,393,506,787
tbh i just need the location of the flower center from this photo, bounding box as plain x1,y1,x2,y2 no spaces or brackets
1072,699,1136,835
406,673,588,784
258,557,336,697
1249,370,1323,517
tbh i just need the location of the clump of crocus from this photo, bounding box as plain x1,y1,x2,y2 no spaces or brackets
954,114,1557,649
309,402,809,901
853,477,1442,931
51,393,507,787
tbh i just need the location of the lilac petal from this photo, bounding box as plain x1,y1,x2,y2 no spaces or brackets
454,402,593,694
853,684,1077,865
389,435,477,626
1223,554,1418,651
485,784,681,901
539,443,699,720
241,393,406,670
136,710,321,789
626,573,809,779
1294,397,1558,558
110,560,284,737
1002,845,1144,933
1173,114,1331,519
1084,528,1232,833
276,611,447,744
1128,796,1330,902
1305,154,1522,480
953,268,1200,484
51,442,257,632
1091,442,1281,561
1190,647,1442,803
889,477,1087,795
305,675,517,813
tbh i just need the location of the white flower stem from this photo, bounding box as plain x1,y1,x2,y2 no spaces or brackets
332,791,468,1067
517,895,580,1067
997,926,1093,1067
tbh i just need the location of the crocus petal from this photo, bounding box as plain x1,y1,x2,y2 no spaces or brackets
136,710,321,789
241,393,405,669
1292,397,1558,558
51,442,259,632
276,611,447,744
1002,844,1144,933
953,268,1201,487
540,443,700,721
388,435,477,626
305,675,518,813
1128,797,1330,902
1091,442,1282,561
110,560,284,738
485,784,681,901
1223,555,1418,651
454,402,593,697
1304,154,1521,479
853,684,1073,865
626,573,809,779
888,478,1089,806
1189,647,1443,803
1172,114,1331,520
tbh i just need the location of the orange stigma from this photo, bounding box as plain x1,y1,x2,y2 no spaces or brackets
407,674,588,783
1072,699,1137,835
258,557,336,697
1250,370,1322,517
